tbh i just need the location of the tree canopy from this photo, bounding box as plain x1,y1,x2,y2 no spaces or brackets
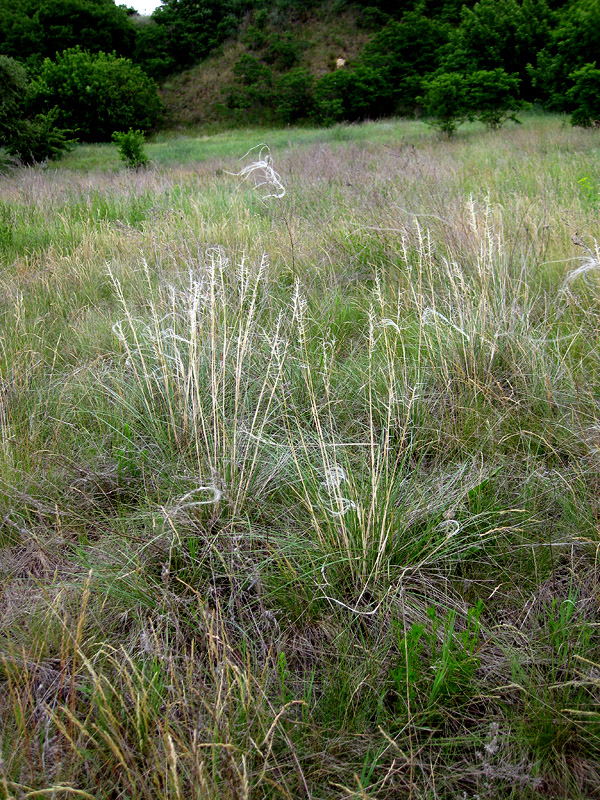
0,0,598,157
0,0,135,68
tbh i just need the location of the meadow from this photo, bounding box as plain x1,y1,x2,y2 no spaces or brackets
1,113,600,799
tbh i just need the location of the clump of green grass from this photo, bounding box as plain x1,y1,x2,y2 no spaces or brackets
1,116,600,799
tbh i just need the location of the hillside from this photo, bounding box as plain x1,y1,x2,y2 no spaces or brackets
4,0,600,158
159,3,372,129
151,0,600,132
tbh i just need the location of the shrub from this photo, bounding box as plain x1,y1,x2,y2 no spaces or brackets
242,24,267,51
418,72,470,135
360,16,450,110
420,69,526,135
263,33,303,70
314,66,387,124
233,53,272,88
357,6,390,29
466,68,526,128
31,47,163,142
567,63,600,127
0,0,135,67
112,128,149,169
0,55,28,145
530,0,600,110
0,56,75,165
275,68,313,123
6,108,75,165
139,0,246,74
228,54,274,115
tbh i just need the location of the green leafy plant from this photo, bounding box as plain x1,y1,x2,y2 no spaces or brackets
358,6,391,29
0,55,28,144
135,0,246,75
567,62,600,127
391,603,483,719
227,54,274,118
359,15,451,110
31,47,163,142
418,71,470,135
6,108,75,166
578,175,600,208
0,0,135,68
264,32,303,70
313,66,386,124
466,68,526,128
275,68,314,123
112,128,149,169
0,55,75,165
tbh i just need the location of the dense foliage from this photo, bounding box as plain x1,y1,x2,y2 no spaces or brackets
210,0,597,128
2,0,600,144
419,68,525,134
135,0,251,78
0,55,74,164
112,127,150,168
566,63,600,127
0,0,135,69
31,47,163,142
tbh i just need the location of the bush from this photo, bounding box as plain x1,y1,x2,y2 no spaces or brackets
140,0,246,74
31,47,163,142
275,68,313,123
227,53,274,115
419,70,525,136
531,0,600,110
233,53,273,88
263,33,303,70
0,56,74,165
0,56,28,145
418,72,470,135
466,68,526,128
0,0,136,67
360,16,450,110
567,63,600,127
357,6,391,29
6,108,75,165
242,24,267,51
112,128,149,169
314,66,387,124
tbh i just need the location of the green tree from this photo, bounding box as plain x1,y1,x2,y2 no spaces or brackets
566,63,600,126
418,71,470,135
417,0,479,23
132,19,174,80
275,68,313,123
360,14,451,110
31,47,163,142
0,0,135,69
442,0,552,100
419,69,525,134
466,68,526,127
140,0,248,74
0,55,27,144
313,66,388,124
0,56,74,165
531,0,600,108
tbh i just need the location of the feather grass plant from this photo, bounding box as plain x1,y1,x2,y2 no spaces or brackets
2,117,600,798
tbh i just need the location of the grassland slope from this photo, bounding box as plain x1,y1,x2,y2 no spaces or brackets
2,115,600,798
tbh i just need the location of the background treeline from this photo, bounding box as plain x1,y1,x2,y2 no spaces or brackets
3,0,600,160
